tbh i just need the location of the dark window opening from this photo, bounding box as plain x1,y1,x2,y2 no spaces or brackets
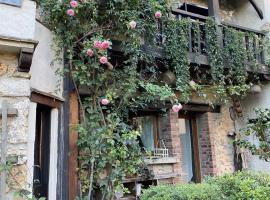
179,3,209,17
33,104,51,198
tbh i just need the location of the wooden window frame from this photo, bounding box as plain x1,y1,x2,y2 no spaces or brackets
134,113,160,149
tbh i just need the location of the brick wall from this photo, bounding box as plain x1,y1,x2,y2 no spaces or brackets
158,110,183,183
158,106,235,183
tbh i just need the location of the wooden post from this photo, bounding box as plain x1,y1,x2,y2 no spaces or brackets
0,100,8,199
69,91,79,200
208,0,220,23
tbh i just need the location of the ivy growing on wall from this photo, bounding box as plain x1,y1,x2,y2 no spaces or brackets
36,0,269,198
164,18,191,102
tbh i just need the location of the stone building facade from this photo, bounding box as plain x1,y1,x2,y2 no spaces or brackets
0,0,270,200
0,1,65,200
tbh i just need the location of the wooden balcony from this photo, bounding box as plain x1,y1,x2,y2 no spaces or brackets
142,9,269,77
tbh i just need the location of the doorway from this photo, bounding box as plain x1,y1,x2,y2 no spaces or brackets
178,114,201,183
33,104,51,198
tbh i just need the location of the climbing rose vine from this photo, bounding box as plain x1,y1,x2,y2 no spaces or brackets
37,0,270,199
38,0,181,199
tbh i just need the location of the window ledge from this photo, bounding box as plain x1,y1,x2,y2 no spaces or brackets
144,157,177,165
0,35,38,73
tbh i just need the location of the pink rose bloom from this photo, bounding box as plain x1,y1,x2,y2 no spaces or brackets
155,11,162,19
101,98,109,105
172,104,183,113
128,20,137,29
101,41,110,49
70,0,78,8
86,49,94,57
99,56,108,64
94,41,102,49
67,9,75,16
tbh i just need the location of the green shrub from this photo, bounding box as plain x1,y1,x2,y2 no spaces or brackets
140,183,223,200
205,171,270,200
140,171,270,200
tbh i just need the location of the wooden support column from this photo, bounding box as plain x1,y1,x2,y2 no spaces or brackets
69,91,79,200
208,0,220,23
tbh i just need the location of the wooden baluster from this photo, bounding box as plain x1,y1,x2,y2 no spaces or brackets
188,22,192,53
196,22,201,54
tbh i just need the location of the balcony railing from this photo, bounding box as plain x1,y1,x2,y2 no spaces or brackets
152,9,268,74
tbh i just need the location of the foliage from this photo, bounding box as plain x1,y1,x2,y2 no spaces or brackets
141,183,222,200
1,161,45,200
205,18,225,85
38,0,177,198
206,171,270,200
164,18,191,102
37,0,269,198
141,171,270,200
235,108,270,161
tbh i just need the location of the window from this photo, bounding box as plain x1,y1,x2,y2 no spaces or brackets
136,116,158,151
0,0,22,7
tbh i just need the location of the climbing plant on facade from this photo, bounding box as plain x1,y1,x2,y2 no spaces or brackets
235,108,270,162
37,0,269,199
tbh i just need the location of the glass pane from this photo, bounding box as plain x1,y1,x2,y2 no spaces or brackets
138,116,154,151
179,119,194,182
0,0,22,7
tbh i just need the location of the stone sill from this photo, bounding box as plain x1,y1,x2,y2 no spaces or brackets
144,157,177,165
0,35,38,73
0,35,38,53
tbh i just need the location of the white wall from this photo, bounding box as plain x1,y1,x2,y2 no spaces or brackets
235,83,270,173
30,21,63,98
0,0,36,40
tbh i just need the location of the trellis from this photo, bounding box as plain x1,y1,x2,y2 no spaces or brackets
0,100,18,199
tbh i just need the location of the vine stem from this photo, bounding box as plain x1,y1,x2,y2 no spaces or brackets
75,24,112,44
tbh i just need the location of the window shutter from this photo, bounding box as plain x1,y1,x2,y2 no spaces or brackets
0,0,22,7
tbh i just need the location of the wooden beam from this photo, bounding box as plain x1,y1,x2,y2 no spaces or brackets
30,90,63,108
208,0,220,22
171,8,208,21
69,91,79,200
182,104,220,113
249,0,264,19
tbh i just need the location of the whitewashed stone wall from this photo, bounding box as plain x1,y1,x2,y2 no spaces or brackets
0,53,31,199
0,0,36,40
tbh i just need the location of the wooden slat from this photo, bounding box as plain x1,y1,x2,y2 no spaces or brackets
0,101,8,199
171,8,208,21
188,23,193,53
69,91,79,200
197,23,201,54
182,104,220,113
